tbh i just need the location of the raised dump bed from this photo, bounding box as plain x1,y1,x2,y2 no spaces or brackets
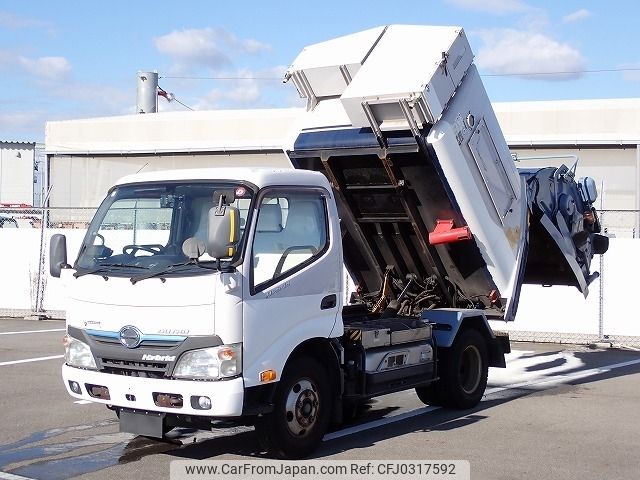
285,25,607,321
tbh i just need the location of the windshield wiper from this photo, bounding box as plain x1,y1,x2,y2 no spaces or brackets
130,260,219,284
74,263,148,279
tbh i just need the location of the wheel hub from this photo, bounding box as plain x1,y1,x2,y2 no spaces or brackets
460,344,482,395
285,379,319,436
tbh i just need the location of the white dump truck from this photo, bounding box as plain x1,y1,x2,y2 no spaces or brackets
50,25,608,458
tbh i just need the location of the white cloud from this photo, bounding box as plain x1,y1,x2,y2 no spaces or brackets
0,77,133,140
562,9,592,23
0,50,72,82
18,56,71,80
0,110,48,140
446,0,531,14
154,28,231,69
0,11,53,31
264,65,288,78
154,28,270,70
47,81,132,113
0,111,44,130
194,80,261,110
475,29,585,80
241,38,271,55
187,66,290,110
620,63,640,82
0,48,15,67
517,9,550,31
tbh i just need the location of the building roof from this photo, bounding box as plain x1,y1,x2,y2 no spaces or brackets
44,98,640,155
45,108,304,155
0,141,36,147
493,98,640,146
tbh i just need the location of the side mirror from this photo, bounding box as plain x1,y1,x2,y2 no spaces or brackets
50,234,69,278
207,205,240,259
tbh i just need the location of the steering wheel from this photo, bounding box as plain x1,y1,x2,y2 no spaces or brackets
122,244,165,256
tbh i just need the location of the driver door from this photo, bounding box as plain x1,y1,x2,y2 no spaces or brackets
242,187,341,388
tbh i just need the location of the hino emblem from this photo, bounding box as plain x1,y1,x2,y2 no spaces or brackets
119,325,142,349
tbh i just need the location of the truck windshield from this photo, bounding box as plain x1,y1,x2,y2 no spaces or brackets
75,181,254,277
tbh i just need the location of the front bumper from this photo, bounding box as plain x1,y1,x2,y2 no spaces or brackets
62,363,244,417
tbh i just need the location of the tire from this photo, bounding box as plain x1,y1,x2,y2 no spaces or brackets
416,328,488,409
342,399,366,422
255,357,331,459
415,383,441,406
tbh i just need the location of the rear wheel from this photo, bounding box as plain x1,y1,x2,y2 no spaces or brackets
416,328,488,409
415,383,440,405
255,357,331,459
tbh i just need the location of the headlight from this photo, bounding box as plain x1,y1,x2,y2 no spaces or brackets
173,343,242,380
63,334,97,370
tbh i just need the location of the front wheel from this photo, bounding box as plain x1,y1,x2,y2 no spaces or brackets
255,357,331,459
416,328,488,409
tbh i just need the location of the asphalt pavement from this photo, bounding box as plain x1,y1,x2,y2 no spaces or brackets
1,317,640,480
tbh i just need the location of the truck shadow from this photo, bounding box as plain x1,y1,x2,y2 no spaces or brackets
167,347,640,460
2,347,638,478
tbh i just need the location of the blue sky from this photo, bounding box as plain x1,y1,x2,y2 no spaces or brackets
1,0,639,142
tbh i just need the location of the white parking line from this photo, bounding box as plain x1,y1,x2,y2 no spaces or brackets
74,400,93,405
0,328,65,336
324,406,440,441
323,356,640,442
0,471,35,480
0,355,64,367
484,357,640,396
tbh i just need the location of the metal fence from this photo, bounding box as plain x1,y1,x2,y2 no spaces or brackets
1,207,639,347
495,210,640,347
599,210,640,239
0,207,96,228
0,207,96,319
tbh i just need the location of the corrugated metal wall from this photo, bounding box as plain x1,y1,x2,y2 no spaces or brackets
48,151,293,208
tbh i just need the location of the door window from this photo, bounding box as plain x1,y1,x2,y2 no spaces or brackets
252,190,328,291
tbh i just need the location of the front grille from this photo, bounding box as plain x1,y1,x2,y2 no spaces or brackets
100,358,168,379
89,335,183,350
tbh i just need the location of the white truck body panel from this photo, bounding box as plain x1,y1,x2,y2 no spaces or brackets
427,65,527,320
287,26,386,105
342,25,472,129
114,167,319,190
288,25,473,130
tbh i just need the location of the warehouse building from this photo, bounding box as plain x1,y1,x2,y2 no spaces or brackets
494,98,640,236
44,99,640,224
0,98,635,340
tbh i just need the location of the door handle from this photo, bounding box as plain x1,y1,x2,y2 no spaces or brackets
320,294,337,310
